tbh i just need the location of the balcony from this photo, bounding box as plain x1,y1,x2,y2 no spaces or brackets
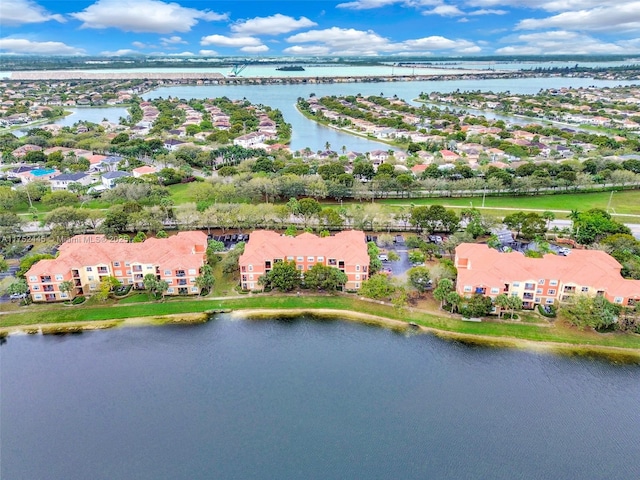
43,285,55,292
132,265,143,273
503,284,510,293
564,286,576,293
176,270,186,277
338,261,345,268
475,287,487,295
97,267,108,274
524,283,535,291
40,276,52,283
177,279,187,286
72,270,80,279
523,292,534,300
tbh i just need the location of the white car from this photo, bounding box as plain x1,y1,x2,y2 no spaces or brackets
10,293,27,300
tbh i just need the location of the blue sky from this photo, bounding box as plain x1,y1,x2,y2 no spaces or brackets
1,0,639,57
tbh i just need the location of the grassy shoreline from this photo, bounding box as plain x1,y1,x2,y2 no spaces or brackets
2,295,640,360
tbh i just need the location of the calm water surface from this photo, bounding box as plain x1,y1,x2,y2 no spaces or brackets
2,316,639,480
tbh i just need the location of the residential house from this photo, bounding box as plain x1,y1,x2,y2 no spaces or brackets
101,171,132,189
454,243,640,310
26,231,208,302
233,132,266,148
164,139,186,151
132,166,158,178
50,172,94,191
238,230,370,291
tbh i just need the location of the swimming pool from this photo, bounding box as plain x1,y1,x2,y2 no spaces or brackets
30,168,56,176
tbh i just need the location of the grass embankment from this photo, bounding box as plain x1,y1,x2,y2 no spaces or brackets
2,295,640,354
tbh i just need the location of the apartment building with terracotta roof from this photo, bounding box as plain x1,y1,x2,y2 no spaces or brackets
455,243,640,309
26,231,207,302
238,230,370,291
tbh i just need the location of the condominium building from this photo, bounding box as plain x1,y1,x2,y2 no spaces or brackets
238,230,370,291
455,243,640,309
26,231,208,302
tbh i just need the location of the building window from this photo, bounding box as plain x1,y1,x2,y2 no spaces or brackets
614,297,623,304
328,258,337,266
249,275,253,280
164,270,171,276
538,279,545,285
356,265,360,271
297,256,304,262
167,288,174,294
307,256,314,262
490,287,499,294
191,287,198,292
114,262,120,267
548,289,556,295
86,267,92,272
115,270,122,276
125,262,130,267
536,288,542,294
34,294,42,300
581,287,589,293
356,274,360,280
549,280,558,286
355,283,360,289
32,285,40,291
88,276,94,281
297,265,303,270
29,276,37,282
512,282,520,287
317,256,324,262
188,269,196,275
524,283,535,290
248,265,253,271
287,256,294,261
464,286,472,292
60,293,68,298
546,298,554,304
55,274,63,281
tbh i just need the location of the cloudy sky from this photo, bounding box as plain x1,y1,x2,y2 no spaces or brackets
1,0,639,57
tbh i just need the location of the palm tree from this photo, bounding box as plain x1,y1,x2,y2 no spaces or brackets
59,280,74,302
494,293,510,319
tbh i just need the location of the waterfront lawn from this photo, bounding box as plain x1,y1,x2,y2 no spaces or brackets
378,190,640,217
2,295,640,351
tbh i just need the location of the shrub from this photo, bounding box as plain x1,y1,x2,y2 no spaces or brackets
72,296,86,305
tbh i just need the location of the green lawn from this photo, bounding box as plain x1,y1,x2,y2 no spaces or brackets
377,190,640,218
167,183,198,204
2,295,640,352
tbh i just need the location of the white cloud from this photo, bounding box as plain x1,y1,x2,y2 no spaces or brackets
167,51,194,56
404,35,480,51
516,3,640,32
465,0,611,12
496,31,626,55
100,48,144,56
0,0,65,26
287,27,400,55
286,27,480,55
0,38,84,55
469,8,507,15
337,0,441,10
71,0,227,33
132,41,148,49
200,35,263,47
422,5,465,16
241,45,269,53
283,45,331,55
160,36,187,45
231,14,317,35
199,49,219,56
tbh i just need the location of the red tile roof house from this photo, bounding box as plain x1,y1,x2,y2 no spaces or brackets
26,232,208,302
238,230,370,291
455,244,640,311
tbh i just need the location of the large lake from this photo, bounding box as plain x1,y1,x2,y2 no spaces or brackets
2,315,639,480
141,77,637,152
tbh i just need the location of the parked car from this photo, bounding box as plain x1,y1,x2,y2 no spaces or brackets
10,293,27,300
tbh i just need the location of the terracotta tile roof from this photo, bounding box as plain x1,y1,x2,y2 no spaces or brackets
455,243,640,298
239,230,369,266
27,231,207,277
